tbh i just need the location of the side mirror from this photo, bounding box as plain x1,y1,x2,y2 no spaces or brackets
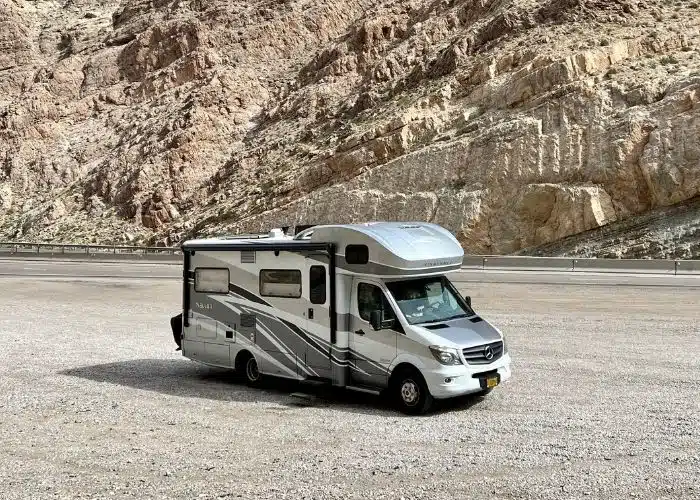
464,295,472,308
370,310,382,331
370,310,395,331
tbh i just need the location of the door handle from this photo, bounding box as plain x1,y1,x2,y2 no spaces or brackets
354,329,365,336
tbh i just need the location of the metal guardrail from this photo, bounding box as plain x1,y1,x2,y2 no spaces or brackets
1,242,699,275
463,256,700,276
0,242,182,260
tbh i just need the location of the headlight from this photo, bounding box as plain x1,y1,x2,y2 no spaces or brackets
429,346,463,365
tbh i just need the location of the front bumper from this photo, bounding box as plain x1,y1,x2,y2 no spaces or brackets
423,353,512,399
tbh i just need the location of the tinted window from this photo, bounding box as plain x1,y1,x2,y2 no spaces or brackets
345,244,369,264
309,266,326,304
260,269,302,298
194,268,229,294
357,283,395,322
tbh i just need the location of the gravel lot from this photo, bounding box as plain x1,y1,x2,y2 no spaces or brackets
1,273,699,499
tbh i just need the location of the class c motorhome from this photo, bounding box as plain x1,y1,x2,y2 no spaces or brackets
170,222,512,414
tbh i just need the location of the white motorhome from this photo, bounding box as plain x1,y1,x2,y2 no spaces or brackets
170,222,512,414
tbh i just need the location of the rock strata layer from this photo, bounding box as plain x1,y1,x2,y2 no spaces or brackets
0,0,698,256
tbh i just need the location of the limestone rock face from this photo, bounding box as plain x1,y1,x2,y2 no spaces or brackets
0,0,699,256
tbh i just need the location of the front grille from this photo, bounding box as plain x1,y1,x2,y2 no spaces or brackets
462,341,504,365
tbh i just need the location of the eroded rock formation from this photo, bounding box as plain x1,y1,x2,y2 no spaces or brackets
0,0,698,255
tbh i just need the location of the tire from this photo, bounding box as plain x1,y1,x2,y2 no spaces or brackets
392,367,433,415
236,351,262,387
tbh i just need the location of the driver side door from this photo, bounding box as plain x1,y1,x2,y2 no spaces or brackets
348,279,399,388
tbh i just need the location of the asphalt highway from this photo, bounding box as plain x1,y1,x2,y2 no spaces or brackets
2,258,699,287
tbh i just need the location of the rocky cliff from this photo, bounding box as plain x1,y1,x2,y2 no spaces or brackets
1,0,699,256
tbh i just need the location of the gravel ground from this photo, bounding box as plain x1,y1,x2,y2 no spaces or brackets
1,275,699,500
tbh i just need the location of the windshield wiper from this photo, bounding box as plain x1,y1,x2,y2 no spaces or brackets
414,313,468,325
442,313,469,322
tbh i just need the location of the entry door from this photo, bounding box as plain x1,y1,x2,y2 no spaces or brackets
303,257,332,378
348,278,398,388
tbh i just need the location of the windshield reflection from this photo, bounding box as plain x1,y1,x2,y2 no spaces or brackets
385,276,474,325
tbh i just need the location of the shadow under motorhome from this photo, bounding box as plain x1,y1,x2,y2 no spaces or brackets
170,222,512,414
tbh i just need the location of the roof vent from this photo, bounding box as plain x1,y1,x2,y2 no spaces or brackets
268,228,286,239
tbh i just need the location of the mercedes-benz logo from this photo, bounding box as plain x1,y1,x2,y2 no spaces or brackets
484,345,494,360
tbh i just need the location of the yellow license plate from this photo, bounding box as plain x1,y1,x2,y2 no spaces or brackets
486,376,499,389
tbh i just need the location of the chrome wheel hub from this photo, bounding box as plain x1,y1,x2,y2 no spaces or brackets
400,379,420,406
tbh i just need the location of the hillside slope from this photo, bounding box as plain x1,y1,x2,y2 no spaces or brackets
518,195,700,258
0,0,699,255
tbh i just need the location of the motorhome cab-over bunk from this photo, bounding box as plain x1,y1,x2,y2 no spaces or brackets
170,222,512,414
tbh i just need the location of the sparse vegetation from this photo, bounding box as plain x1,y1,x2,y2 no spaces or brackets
660,55,680,65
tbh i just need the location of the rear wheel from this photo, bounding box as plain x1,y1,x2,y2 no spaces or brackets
236,351,262,387
392,367,433,415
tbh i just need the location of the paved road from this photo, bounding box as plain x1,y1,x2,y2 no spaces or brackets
0,258,181,279
2,258,700,287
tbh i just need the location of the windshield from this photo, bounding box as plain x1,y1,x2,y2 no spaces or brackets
385,276,474,325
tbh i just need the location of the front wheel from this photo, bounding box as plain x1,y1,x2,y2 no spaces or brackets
392,368,433,415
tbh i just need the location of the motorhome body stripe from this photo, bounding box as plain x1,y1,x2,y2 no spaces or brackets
241,303,353,368
229,302,311,375
189,307,366,374
189,279,390,375
229,282,270,307
241,302,387,373
196,293,387,374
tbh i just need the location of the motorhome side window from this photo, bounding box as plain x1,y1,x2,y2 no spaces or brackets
345,244,369,264
194,268,230,294
357,283,395,322
309,266,326,304
259,269,302,298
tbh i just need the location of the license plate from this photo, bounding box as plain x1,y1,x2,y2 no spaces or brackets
486,376,499,388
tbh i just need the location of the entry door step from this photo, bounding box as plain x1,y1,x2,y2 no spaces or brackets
288,392,318,406
346,385,381,396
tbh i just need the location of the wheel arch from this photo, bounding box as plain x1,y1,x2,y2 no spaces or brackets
388,362,425,388
234,348,255,370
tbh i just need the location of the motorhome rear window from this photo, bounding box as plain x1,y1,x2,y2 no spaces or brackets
259,269,302,298
345,244,369,264
194,268,230,294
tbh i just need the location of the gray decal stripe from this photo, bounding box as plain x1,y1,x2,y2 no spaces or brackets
225,298,331,357
242,306,321,376
348,349,391,373
279,317,333,360
255,318,318,377
236,303,352,368
242,305,383,371
229,283,270,307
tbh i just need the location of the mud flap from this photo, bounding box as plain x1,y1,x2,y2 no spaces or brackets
170,313,183,350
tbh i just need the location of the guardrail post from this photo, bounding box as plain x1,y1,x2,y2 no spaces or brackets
675,260,679,276
573,259,577,272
